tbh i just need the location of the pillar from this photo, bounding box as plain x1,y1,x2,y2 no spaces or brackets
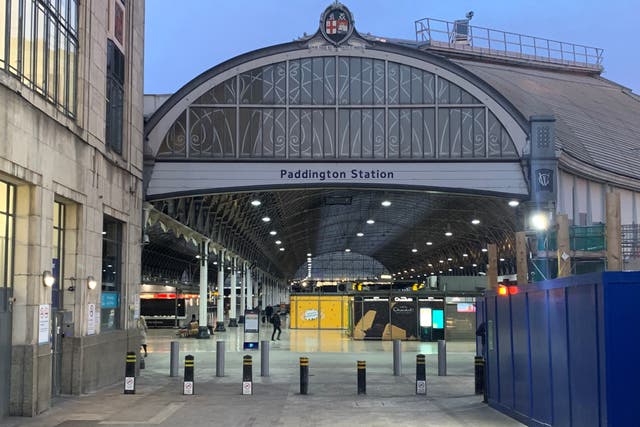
556,214,571,277
606,192,622,271
228,258,238,327
246,265,253,310
239,262,246,323
516,231,528,285
487,243,498,290
197,241,210,338
215,251,226,332
260,272,266,310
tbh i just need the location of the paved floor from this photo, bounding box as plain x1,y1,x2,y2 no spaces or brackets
4,323,522,427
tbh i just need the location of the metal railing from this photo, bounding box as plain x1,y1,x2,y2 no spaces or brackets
622,224,640,266
415,17,603,70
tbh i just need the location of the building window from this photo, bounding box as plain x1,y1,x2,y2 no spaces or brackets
0,181,16,295
101,215,122,330
52,201,65,309
0,0,78,116
106,39,124,154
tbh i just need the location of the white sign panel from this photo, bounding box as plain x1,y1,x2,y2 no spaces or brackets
87,304,96,335
38,304,50,344
148,162,528,197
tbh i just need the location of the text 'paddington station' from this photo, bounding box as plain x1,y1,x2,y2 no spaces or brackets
280,169,395,181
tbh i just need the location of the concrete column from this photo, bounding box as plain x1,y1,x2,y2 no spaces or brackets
215,251,226,332
260,273,266,310
606,192,622,271
228,258,238,327
516,231,528,285
487,244,498,290
239,261,246,323
556,214,571,277
197,241,210,338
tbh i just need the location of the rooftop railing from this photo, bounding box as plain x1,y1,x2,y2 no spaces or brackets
415,17,603,70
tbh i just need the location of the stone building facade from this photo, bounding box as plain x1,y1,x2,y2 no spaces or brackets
0,0,144,417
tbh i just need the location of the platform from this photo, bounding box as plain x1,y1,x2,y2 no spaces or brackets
4,326,522,427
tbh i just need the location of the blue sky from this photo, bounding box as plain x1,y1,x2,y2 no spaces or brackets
144,0,639,94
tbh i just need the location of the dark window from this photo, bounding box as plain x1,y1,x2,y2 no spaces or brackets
106,39,125,154
0,181,16,294
101,215,122,330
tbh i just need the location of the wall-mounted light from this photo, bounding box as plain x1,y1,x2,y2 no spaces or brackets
43,271,55,287
87,276,97,290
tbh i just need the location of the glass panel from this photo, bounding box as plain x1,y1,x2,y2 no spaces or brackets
262,108,274,156
487,110,502,158
361,58,373,105
449,108,462,157
473,108,486,157
101,216,121,330
410,68,422,104
194,76,236,104
322,57,335,105
300,59,312,105
399,109,411,157
69,0,77,33
239,64,286,105
349,109,361,157
411,109,422,157
274,109,286,157
59,0,68,23
337,57,349,105
299,109,312,157
373,109,385,158
388,109,399,158
288,60,300,104
47,18,57,100
22,0,34,83
361,109,373,157
399,65,411,104
0,215,6,286
0,0,5,67
311,58,323,105
189,107,236,158
0,182,6,212
274,62,286,104
373,60,385,104
388,62,399,104
423,71,435,104
437,77,449,104
239,108,262,156
8,0,19,73
67,39,76,114
57,31,67,108
461,108,474,157
323,109,335,157
338,109,349,157
288,109,300,157
35,5,46,92
422,108,436,157
349,57,361,105
438,108,450,157
312,109,324,157
501,126,517,157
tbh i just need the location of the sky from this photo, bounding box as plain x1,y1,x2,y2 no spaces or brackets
144,0,640,95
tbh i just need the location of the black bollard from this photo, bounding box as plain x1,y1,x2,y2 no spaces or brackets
124,351,136,394
300,357,309,395
416,354,426,395
475,356,485,396
183,355,194,395
242,355,253,395
357,360,366,395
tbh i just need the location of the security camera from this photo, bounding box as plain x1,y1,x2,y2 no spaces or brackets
466,11,474,20
142,234,150,245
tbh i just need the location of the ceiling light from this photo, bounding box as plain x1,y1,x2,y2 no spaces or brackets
472,263,477,267
439,260,444,264
471,219,480,225
345,248,351,253
481,248,488,252
306,253,312,257
101,231,107,235
381,200,391,207
275,240,282,245
279,247,285,251
411,248,418,253
269,230,277,235
447,258,452,261
426,241,433,246
500,258,505,262
448,268,452,272
459,266,464,270
428,263,433,267
445,231,453,237
262,216,271,222
251,200,261,207
463,253,468,257
356,232,364,237
508,200,520,207
213,261,218,265
366,219,375,224
195,255,201,259
411,268,415,272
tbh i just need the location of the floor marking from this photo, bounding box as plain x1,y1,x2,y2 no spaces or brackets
99,403,184,425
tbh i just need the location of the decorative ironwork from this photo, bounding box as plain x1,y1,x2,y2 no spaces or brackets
158,57,517,161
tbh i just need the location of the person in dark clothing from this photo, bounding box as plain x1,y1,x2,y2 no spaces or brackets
476,321,486,355
265,305,274,323
271,311,281,341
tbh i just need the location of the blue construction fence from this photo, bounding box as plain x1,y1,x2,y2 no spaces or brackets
478,271,640,427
